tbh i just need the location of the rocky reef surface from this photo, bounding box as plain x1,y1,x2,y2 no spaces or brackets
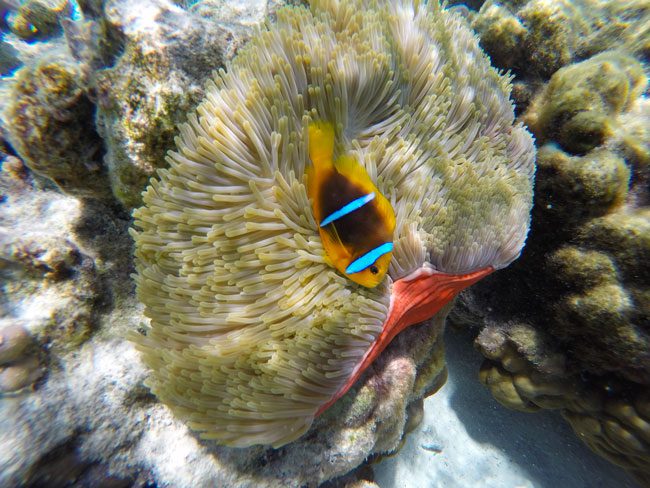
454,0,650,485
0,0,648,486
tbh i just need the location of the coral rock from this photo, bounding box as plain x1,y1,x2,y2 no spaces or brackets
534,146,630,225
459,37,650,481
95,0,232,208
524,51,646,155
472,0,650,80
4,54,111,199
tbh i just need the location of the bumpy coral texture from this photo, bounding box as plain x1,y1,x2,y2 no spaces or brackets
524,53,649,384
455,36,649,485
5,54,112,200
525,51,646,155
132,0,535,448
476,324,650,486
472,0,650,80
470,0,650,118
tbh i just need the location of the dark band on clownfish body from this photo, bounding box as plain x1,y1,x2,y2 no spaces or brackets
320,193,375,227
318,171,368,221
346,242,394,274
318,171,389,251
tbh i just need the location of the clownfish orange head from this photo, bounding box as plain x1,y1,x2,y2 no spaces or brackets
306,122,396,288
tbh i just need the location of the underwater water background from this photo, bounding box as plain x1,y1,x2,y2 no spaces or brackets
0,0,648,487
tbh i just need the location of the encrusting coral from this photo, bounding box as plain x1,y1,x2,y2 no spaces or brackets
4,53,112,200
132,0,535,448
453,16,650,484
472,0,650,81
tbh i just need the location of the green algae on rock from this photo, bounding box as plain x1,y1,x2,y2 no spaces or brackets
4,54,112,200
131,0,535,448
94,0,233,208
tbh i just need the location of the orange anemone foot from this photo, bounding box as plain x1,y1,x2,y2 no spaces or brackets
316,265,494,416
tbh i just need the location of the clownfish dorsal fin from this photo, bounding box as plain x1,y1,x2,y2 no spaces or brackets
332,154,374,192
308,122,335,172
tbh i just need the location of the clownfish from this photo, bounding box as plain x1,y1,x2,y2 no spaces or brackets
306,122,396,288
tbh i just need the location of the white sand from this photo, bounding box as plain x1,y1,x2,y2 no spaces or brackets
374,327,637,488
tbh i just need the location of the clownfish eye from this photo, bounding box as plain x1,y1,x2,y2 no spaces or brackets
370,265,379,274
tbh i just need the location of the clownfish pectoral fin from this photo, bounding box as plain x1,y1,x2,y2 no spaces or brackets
318,224,351,272
308,122,335,172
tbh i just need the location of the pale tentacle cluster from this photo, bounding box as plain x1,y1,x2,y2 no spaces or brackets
131,0,535,447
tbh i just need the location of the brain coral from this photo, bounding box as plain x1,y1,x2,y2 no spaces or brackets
132,0,535,447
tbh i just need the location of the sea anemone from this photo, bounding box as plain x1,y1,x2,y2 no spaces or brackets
131,0,535,447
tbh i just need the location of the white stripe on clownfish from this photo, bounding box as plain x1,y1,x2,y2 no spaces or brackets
320,192,376,227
